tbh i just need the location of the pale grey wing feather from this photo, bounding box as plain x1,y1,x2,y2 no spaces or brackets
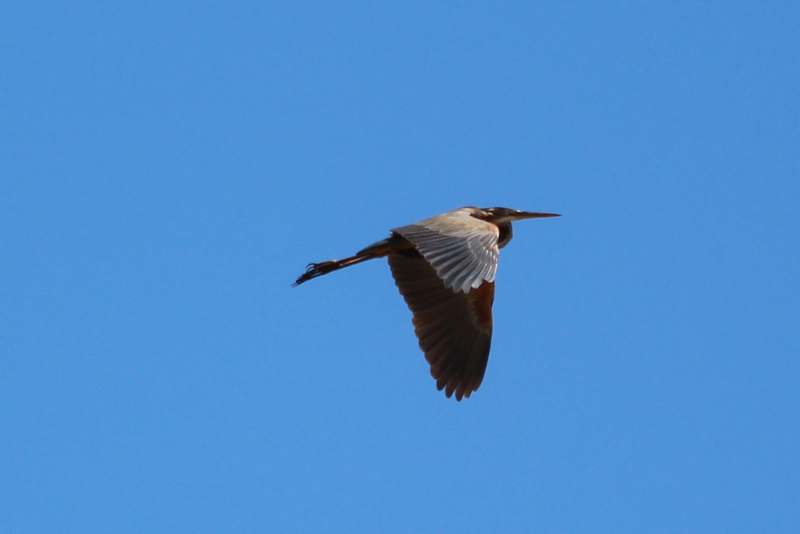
393,209,499,293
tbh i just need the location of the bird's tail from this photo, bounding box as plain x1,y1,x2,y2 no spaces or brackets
293,236,404,287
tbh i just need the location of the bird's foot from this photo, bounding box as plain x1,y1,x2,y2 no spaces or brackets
292,260,340,286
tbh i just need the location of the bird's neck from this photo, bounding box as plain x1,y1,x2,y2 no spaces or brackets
497,222,513,249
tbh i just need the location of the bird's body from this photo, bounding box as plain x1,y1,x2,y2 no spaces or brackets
294,206,559,400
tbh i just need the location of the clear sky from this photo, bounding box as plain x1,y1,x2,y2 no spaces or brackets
2,1,798,532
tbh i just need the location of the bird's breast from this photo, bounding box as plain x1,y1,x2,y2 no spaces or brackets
467,281,495,331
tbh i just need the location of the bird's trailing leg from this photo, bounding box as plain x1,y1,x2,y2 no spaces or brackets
293,255,373,286
293,234,414,287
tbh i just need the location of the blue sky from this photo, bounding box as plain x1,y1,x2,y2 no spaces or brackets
1,1,798,532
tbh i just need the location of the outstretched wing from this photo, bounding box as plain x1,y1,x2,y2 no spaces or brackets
393,208,499,294
389,251,494,401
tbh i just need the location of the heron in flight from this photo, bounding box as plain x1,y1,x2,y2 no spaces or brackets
294,206,559,400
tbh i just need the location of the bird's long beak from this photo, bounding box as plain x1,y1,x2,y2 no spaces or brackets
513,211,561,221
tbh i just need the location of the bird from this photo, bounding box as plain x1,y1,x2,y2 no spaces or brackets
293,206,559,400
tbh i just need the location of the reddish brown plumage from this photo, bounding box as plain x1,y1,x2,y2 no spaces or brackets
293,206,559,400
467,281,495,330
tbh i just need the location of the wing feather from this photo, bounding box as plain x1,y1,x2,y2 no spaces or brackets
388,252,494,400
393,208,500,293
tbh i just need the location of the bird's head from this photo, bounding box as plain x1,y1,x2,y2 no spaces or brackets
478,207,561,224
